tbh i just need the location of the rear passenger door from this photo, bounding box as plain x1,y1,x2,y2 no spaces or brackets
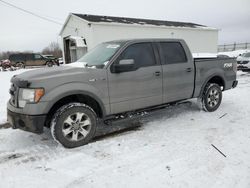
158,42,195,103
108,42,163,114
25,54,35,66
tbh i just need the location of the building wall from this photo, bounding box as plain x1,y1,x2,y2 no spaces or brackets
60,15,93,62
91,23,218,53
60,15,218,62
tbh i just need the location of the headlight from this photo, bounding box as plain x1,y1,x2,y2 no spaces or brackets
18,88,44,108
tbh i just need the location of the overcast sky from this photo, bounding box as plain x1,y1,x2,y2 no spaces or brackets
0,0,249,52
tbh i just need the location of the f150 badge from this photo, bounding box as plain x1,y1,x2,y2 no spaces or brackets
224,63,233,68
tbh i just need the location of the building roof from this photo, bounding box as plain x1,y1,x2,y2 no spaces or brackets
72,13,207,28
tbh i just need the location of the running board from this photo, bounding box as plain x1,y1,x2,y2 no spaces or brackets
102,100,191,126
95,100,192,137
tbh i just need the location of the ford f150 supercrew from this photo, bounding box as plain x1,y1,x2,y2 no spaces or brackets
7,39,238,148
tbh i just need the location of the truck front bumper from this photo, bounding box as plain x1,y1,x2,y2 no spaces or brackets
7,110,46,134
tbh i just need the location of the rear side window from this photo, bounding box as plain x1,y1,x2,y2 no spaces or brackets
26,54,34,60
9,54,24,61
9,55,16,61
159,42,187,64
119,43,156,68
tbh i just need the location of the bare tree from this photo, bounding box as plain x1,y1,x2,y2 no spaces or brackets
0,51,17,60
0,42,62,60
42,42,62,58
0,51,33,60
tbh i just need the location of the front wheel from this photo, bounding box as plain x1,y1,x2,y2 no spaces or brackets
50,103,97,148
202,83,222,112
46,61,53,67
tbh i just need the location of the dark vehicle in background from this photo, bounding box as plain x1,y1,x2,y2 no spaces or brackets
9,53,57,68
237,52,250,72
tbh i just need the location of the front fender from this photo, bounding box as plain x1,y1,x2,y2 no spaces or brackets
41,82,109,116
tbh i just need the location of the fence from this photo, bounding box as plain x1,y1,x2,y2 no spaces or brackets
218,42,250,52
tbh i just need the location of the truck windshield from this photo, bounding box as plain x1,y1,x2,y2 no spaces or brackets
77,42,123,68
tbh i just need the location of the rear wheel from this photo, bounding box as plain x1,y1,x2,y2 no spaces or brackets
16,62,25,69
202,83,222,112
50,103,97,148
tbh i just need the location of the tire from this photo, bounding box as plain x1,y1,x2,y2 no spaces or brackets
46,61,53,67
16,62,25,69
50,103,97,148
242,69,250,72
2,64,7,70
202,83,222,112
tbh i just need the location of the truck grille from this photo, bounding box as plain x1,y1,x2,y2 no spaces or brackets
9,84,18,107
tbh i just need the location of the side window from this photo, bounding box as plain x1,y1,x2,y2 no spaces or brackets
119,43,156,68
34,54,42,60
26,54,34,61
160,42,187,64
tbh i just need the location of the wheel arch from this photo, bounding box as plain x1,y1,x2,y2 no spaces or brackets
199,75,225,98
45,91,106,127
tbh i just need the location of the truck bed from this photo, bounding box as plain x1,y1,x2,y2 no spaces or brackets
193,57,237,98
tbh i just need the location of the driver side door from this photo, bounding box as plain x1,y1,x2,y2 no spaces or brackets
33,54,45,66
107,42,163,114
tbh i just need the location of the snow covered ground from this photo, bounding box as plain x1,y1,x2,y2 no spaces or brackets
0,69,250,188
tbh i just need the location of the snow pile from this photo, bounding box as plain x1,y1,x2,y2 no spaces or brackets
218,49,250,58
0,69,250,187
64,62,86,67
192,53,217,58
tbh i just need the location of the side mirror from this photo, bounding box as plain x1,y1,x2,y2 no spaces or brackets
112,59,135,73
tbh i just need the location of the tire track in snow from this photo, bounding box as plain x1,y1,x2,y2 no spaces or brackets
0,145,69,166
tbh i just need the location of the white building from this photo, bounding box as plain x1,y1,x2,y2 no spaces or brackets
59,13,218,64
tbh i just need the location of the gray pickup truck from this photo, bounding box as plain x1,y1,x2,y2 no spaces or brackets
7,39,238,148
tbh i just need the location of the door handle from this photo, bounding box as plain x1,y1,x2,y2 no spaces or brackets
186,68,192,72
154,71,161,76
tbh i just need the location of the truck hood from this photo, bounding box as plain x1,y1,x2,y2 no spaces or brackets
11,66,105,88
15,66,86,81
